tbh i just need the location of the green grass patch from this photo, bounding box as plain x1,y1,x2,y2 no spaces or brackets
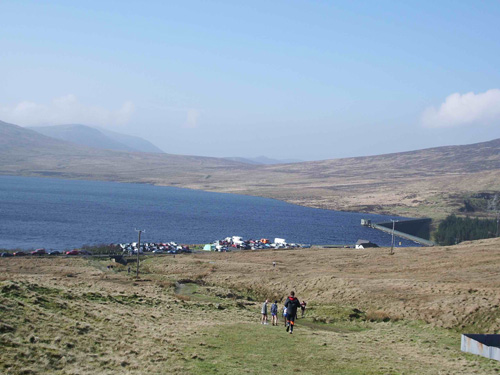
182,323,384,375
180,317,500,375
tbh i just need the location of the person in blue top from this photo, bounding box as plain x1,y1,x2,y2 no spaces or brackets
270,300,278,326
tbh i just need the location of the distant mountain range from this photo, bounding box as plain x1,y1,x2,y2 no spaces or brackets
28,124,164,153
28,124,297,164
0,119,250,181
1,119,499,219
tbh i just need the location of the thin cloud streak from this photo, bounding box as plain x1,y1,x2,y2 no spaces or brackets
0,95,134,127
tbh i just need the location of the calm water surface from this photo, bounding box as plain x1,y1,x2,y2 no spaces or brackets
0,176,417,250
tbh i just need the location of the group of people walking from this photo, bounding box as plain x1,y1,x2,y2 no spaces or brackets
261,291,307,334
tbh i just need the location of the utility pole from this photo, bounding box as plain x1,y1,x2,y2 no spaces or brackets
135,229,145,278
390,219,398,255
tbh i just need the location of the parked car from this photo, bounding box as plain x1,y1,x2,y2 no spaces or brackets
48,250,61,255
65,250,80,255
79,250,92,255
13,251,27,256
31,248,46,256
1,252,13,257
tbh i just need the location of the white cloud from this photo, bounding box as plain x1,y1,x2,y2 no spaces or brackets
184,109,200,129
421,89,500,128
0,95,134,127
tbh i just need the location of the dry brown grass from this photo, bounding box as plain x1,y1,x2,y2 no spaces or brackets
0,257,247,375
365,310,399,322
151,238,500,331
173,293,191,301
1,239,500,374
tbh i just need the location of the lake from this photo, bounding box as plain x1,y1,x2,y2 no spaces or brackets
0,175,418,250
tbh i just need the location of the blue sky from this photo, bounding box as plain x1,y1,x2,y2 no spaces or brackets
1,1,499,160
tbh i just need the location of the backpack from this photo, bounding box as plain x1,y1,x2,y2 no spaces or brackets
271,303,278,314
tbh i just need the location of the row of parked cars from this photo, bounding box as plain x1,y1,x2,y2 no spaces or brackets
0,248,92,257
1,242,191,257
1,237,311,258
118,242,192,255
208,236,311,252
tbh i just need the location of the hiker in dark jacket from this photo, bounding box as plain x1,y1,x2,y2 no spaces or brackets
284,291,301,334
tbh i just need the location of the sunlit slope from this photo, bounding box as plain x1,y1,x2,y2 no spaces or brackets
234,139,500,218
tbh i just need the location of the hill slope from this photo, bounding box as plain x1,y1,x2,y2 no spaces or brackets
29,124,164,153
1,120,499,219
97,127,164,153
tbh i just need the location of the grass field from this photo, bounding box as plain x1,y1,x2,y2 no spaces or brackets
1,239,500,374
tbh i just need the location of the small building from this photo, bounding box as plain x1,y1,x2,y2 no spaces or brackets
355,239,379,249
203,244,215,251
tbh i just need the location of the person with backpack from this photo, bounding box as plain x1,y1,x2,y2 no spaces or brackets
270,300,278,326
284,291,301,334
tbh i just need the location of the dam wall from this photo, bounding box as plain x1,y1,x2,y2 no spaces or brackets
377,218,432,240
361,218,435,247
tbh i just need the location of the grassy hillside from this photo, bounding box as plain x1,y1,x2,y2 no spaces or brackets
1,120,499,220
1,239,500,374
